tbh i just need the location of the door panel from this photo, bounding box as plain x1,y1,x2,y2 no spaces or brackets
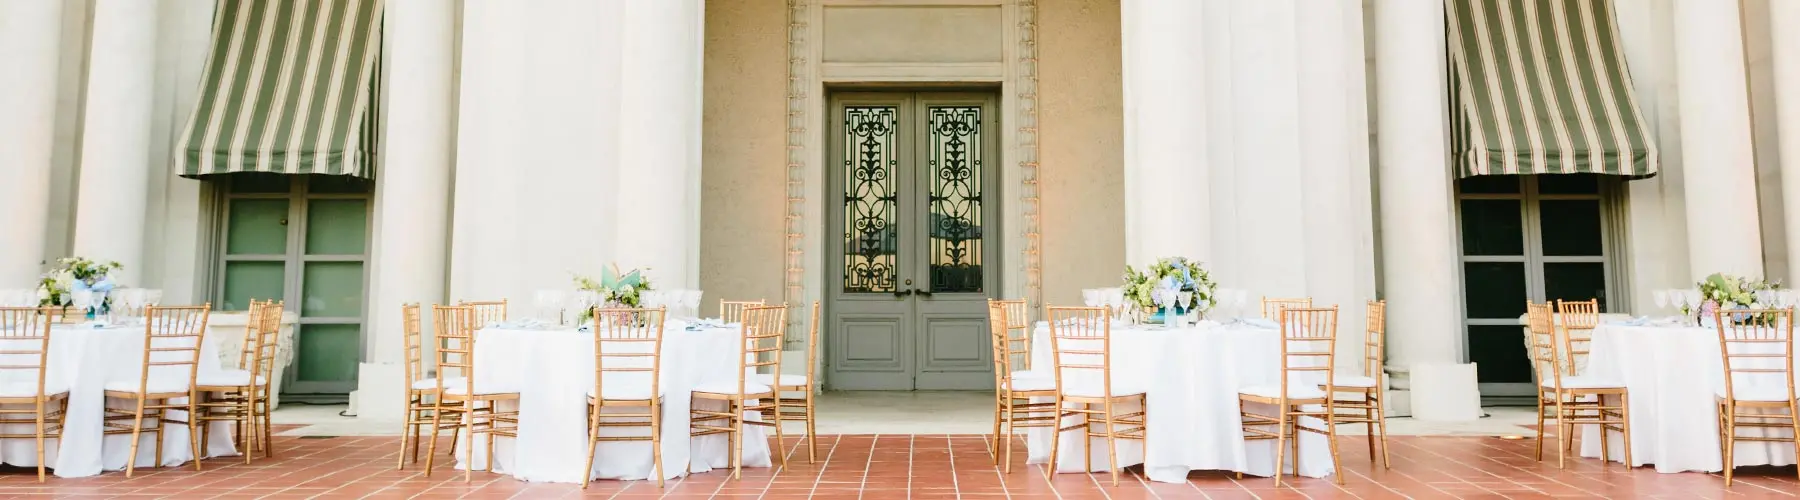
827,92,998,390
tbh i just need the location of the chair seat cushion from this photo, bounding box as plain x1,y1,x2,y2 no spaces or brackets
0,382,68,398
412,377,465,391
443,381,518,396
197,369,267,387
588,385,662,400
1239,384,1327,400
1060,378,1146,398
1005,371,1055,392
1328,374,1379,388
692,380,773,395
104,378,190,394
1718,385,1797,402
750,373,809,388
1541,375,1624,390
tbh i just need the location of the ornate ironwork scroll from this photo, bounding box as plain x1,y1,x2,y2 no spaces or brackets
842,106,900,293
927,106,983,293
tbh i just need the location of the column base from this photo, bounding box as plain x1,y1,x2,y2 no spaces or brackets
1406,362,1483,421
353,362,406,421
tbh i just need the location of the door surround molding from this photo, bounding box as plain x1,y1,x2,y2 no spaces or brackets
785,0,1040,364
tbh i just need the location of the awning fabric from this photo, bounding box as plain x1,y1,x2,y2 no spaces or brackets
1446,0,1658,178
174,0,384,179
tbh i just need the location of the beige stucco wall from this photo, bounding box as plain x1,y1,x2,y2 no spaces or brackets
1037,0,1125,307
699,0,788,308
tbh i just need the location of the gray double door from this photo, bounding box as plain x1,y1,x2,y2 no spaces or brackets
826,92,999,390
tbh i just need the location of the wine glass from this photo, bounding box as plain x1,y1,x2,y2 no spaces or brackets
1652,289,1669,313
1082,289,1100,307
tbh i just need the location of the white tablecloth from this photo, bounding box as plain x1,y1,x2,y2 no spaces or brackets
1583,323,1798,472
460,322,772,483
1027,321,1335,482
0,323,235,477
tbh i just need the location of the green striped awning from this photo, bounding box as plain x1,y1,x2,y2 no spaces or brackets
1446,0,1658,178
174,0,384,179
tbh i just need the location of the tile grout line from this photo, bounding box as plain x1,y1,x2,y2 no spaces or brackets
807,433,840,499
945,434,960,499
859,433,877,499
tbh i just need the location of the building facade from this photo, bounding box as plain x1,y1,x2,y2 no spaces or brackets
3,0,1798,421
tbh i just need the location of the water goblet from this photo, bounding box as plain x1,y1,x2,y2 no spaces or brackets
1082,289,1100,307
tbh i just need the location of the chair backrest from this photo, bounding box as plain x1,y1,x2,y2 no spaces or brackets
720,299,766,324
1556,298,1600,375
591,306,666,401
994,298,1030,370
1363,300,1386,380
1262,297,1313,319
139,304,212,394
401,303,424,391
461,299,507,327
733,304,787,395
987,301,1011,389
0,307,57,396
1713,307,1797,404
1277,306,1339,400
246,300,284,386
804,301,821,385
233,299,266,370
1046,305,1113,398
1525,301,1564,390
433,304,478,396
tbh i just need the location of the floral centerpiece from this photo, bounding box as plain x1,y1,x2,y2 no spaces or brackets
1122,257,1216,322
37,257,122,315
1696,273,1779,325
573,264,653,323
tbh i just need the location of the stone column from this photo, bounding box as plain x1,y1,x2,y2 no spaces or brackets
1772,0,1800,276
1120,0,1207,266
615,0,704,289
1673,0,1763,279
1374,0,1479,420
71,0,159,283
357,0,456,421
0,1,64,286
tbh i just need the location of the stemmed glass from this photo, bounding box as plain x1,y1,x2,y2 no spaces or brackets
71,290,93,321
1082,289,1101,307
534,290,566,324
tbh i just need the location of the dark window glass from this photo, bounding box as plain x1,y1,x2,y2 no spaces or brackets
308,174,374,194
229,172,291,194
1458,175,1522,194
1544,263,1607,311
1537,174,1601,195
1539,200,1603,256
1469,324,1534,383
1464,262,1527,319
1460,199,1525,256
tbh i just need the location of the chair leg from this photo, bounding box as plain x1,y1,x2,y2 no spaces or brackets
771,395,787,468
152,405,166,469
581,402,599,489
1618,393,1633,467
1534,393,1547,462
1002,397,1015,474
423,401,446,477
125,398,146,478
397,402,416,470
1102,402,1120,487
989,389,1003,462
35,401,46,483
1722,402,1736,487
804,389,818,465
1326,409,1345,485
188,397,205,471
731,400,745,480
244,392,256,465
1553,398,1567,469
652,400,665,488
1044,397,1062,481
1374,391,1391,469
1791,402,1800,481
1272,408,1289,487
1081,405,1093,474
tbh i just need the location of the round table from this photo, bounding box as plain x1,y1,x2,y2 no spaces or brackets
1026,320,1336,482
459,321,773,483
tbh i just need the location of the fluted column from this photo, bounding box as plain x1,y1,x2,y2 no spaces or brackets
616,0,704,288
1375,0,1478,419
71,0,159,283
1121,0,1207,266
1773,0,1800,276
0,1,64,286
1673,0,1763,279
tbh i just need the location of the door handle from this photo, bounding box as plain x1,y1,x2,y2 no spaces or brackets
893,288,914,298
916,289,934,298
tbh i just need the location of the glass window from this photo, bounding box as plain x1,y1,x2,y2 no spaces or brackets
1537,174,1601,195
1544,263,1607,309
222,261,285,312
295,323,361,382
304,199,369,255
301,262,364,318
1463,262,1528,319
226,199,289,255
1539,200,1603,256
1460,199,1524,256
307,175,374,194
1457,175,1522,194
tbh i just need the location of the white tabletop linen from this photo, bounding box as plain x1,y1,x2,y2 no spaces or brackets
1582,323,1798,472
1027,320,1335,483
0,323,235,477
459,321,772,483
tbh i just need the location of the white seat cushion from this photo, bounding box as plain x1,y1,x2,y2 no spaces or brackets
750,373,809,387
1239,384,1327,400
196,369,267,387
1718,385,1797,402
588,385,661,400
1061,379,1147,398
0,382,68,398
443,382,518,396
1541,375,1624,390
104,378,190,394
1005,371,1055,392
1328,374,1379,388
411,377,466,391
692,380,773,395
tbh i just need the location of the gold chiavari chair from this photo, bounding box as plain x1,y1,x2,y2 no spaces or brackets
755,301,822,464
1713,307,1798,486
423,304,521,481
1240,306,1344,486
719,300,766,324
1527,301,1631,468
0,306,70,481
461,299,508,327
581,306,668,488
1261,297,1313,320
1557,299,1601,376
103,303,211,477
997,299,1031,367
987,300,1055,473
1045,306,1146,486
395,303,436,469
196,299,283,464
692,304,787,478
1320,300,1390,469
